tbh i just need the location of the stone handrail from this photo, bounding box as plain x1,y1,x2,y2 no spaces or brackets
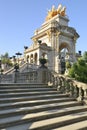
3,67,14,75
48,72,87,104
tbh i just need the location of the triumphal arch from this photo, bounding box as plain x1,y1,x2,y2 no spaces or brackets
24,4,79,73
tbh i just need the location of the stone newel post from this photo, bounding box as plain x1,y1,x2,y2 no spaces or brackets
37,67,49,84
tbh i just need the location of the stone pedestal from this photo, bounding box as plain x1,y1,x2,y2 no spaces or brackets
37,65,49,84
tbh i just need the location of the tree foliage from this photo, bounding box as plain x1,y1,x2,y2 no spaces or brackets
66,61,71,69
68,51,87,83
83,51,87,62
1,52,12,66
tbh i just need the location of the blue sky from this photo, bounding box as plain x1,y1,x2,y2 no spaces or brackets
0,0,87,56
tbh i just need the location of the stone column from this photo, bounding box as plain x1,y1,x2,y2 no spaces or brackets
56,32,61,73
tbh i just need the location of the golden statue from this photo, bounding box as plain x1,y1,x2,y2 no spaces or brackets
45,4,66,21
60,7,66,16
57,4,62,14
46,5,57,21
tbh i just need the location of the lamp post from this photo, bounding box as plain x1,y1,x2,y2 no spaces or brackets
0,57,2,83
15,52,22,64
0,57,1,72
15,52,22,72
12,55,16,65
24,46,28,63
24,46,28,50
0,57,3,74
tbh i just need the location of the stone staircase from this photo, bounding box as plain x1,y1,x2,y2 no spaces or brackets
0,83,87,130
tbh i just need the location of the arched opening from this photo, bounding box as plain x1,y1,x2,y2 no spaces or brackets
34,53,38,64
30,54,33,63
27,55,29,63
59,43,70,74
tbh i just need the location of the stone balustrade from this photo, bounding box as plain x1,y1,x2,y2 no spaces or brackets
14,71,38,83
0,66,49,84
0,71,38,83
0,74,13,83
48,72,87,104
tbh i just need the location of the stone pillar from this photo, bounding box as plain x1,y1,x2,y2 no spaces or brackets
37,66,49,84
77,87,84,102
12,71,19,83
56,32,61,73
84,89,87,104
50,32,56,71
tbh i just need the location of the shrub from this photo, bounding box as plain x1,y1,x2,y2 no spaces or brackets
68,57,87,83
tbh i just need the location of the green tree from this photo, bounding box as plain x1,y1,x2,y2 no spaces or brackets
68,52,87,83
66,61,71,69
83,51,87,62
1,52,12,66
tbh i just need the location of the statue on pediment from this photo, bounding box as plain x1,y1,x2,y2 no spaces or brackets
45,4,66,21
60,6,66,16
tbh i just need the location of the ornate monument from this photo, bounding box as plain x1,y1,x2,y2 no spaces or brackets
24,4,79,74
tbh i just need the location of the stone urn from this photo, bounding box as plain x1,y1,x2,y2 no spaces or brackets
39,58,47,68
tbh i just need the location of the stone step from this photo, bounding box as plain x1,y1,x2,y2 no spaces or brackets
0,97,75,110
0,93,70,103
0,96,62,105
0,89,57,93
0,101,81,119
0,83,48,88
0,96,75,105
27,111,87,130
0,107,87,129
54,120,87,130
1,105,86,124
0,83,86,129
0,87,56,94
0,91,60,98
5,121,86,130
